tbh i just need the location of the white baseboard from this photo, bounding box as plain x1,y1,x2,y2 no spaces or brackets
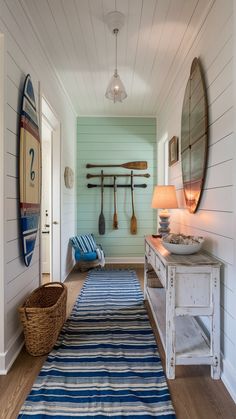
62,260,76,283
0,329,24,374
105,257,144,264
221,356,236,403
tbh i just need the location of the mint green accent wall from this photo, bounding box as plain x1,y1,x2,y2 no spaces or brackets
77,117,157,258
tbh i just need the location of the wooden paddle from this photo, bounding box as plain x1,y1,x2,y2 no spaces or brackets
113,176,118,230
87,183,147,188
98,170,105,235
130,171,137,235
86,161,147,170
87,173,150,179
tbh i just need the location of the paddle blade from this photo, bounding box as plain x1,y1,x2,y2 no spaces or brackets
99,212,105,235
130,215,137,235
113,213,118,230
122,161,147,170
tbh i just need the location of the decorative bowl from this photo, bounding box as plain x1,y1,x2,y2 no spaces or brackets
161,234,204,255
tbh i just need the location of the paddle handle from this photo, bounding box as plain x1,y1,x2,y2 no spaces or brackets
131,171,134,214
113,176,118,230
98,171,105,235
87,183,147,188
86,161,147,170
101,170,104,212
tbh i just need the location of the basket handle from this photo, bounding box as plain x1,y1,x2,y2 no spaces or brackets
43,282,65,288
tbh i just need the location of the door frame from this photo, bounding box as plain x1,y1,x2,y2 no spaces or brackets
0,33,5,356
40,95,61,282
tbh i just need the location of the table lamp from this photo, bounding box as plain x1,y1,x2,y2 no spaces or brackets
151,185,178,237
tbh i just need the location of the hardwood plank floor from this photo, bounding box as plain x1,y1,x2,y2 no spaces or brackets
0,265,235,419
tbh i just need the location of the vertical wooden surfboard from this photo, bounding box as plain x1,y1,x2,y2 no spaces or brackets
19,74,41,267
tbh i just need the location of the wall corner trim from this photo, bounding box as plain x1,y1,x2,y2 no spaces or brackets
105,257,144,264
221,356,236,403
0,330,24,375
62,260,76,283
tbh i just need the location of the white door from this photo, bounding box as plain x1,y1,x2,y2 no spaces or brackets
41,97,61,282
41,122,51,273
51,123,61,281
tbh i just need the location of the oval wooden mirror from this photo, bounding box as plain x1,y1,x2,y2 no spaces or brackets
181,57,208,213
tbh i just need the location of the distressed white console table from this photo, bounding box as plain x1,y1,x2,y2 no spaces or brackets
144,236,221,379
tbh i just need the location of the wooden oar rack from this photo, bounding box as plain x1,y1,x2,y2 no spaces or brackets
87,183,147,188
87,172,149,189
87,173,150,179
86,162,150,235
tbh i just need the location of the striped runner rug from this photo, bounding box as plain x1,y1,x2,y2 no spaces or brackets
19,269,176,418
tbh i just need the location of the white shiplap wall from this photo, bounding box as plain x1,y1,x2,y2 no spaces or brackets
0,0,77,372
157,0,236,402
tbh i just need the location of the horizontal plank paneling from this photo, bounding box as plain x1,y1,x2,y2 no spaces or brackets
77,124,156,135
6,153,18,178
78,142,156,152
209,107,233,146
6,246,39,285
6,275,39,325
0,0,77,364
170,220,234,266
207,59,233,105
222,264,236,293
5,198,19,221
157,0,235,397
78,117,156,126
177,186,234,213
77,117,156,257
6,104,19,135
171,210,233,239
6,130,18,156
78,150,154,161
5,175,19,199
208,134,233,167
220,283,236,322
204,160,232,189
7,76,21,113
208,83,233,123
77,196,155,212
171,159,233,191
75,133,156,144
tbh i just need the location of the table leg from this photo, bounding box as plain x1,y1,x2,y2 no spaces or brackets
144,255,148,300
211,267,221,379
166,266,176,379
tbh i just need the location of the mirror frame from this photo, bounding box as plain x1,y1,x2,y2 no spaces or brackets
181,57,208,213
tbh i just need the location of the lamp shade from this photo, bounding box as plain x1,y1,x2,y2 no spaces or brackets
152,185,178,209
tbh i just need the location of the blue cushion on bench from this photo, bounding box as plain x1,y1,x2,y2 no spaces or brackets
75,250,97,262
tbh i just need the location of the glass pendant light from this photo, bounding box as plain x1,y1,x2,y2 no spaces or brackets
105,14,127,103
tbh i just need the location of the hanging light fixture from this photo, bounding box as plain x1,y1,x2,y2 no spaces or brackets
105,11,127,103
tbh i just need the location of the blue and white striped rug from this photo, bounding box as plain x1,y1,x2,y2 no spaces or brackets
19,269,176,418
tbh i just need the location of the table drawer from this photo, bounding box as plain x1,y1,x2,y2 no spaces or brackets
155,256,166,288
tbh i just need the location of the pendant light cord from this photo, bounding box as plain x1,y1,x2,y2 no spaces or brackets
113,28,118,75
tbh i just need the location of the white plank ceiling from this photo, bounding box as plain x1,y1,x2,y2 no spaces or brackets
18,0,211,116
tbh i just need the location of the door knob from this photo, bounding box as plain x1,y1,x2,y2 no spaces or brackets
53,221,59,225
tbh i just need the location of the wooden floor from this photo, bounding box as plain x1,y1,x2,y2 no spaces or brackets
0,265,235,419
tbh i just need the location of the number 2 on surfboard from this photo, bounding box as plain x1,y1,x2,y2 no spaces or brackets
29,148,35,181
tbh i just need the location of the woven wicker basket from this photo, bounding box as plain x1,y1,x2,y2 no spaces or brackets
18,282,67,356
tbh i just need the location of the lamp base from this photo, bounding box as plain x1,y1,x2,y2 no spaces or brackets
158,212,170,237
